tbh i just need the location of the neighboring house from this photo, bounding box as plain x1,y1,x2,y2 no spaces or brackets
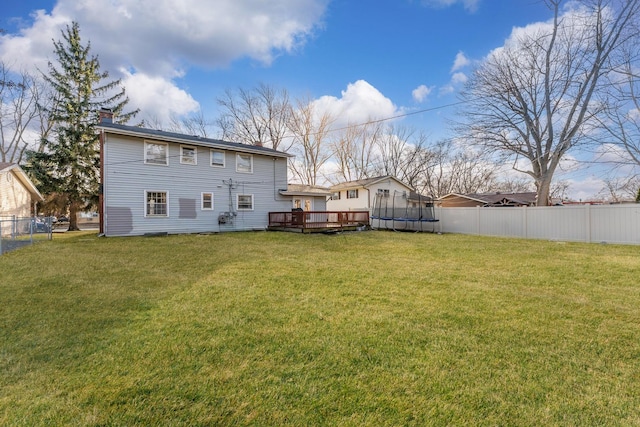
279,184,331,211
97,111,292,237
437,192,537,207
326,176,413,211
408,190,436,208
0,162,44,219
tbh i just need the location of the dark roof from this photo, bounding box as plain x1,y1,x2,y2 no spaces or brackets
440,191,537,206
468,192,537,205
408,190,433,202
330,175,411,191
97,121,292,158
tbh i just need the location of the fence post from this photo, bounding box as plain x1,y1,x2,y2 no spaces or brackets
476,206,481,235
585,204,592,243
522,206,528,239
0,220,3,255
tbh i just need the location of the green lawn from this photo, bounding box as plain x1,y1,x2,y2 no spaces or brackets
1,231,639,426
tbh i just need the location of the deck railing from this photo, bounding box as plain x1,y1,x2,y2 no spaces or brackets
268,211,370,231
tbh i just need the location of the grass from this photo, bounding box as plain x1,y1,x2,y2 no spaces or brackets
0,230,639,426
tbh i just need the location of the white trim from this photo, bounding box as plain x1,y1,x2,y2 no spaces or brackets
236,194,254,211
144,190,169,217
236,153,253,174
210,149,225,168
201,192,214,210
180,145,197,165
144,141,169,166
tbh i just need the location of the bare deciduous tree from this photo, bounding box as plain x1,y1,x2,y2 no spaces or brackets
600,57,640,167
459,0,640,205
374,125,432,189
0,64,44,162
597,175,640,201
331,121,383,183
287,97,334,186
413,139,500,198
167,111,216,138
217,83,291,150
493,175,535,193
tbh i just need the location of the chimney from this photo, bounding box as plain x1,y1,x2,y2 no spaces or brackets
99,108,114,124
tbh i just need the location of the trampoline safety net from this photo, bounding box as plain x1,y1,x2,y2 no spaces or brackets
371,190,439,232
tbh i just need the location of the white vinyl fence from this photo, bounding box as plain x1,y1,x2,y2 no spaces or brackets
433,204,640,245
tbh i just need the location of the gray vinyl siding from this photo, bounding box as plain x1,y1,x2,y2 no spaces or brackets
314,197,328,211
103,133,290,236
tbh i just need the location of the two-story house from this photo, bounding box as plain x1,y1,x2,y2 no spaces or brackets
98,111,292,237
326,176,413,212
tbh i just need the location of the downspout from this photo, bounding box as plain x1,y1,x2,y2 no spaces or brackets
99,129,105,235
273,157,279,201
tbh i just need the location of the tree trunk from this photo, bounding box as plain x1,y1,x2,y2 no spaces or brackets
67,202,81,231
536,177,552,206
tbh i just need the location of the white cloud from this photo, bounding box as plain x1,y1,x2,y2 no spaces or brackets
566,176,606,202
451,72,468,84
0,0,329,123
51,0,327,73
313,80,399,128
451,51,470,72
412,84,433,103
120,71,200,124
485,3,598,66
0,9,71,73
439,84,455,96
438,52,470,95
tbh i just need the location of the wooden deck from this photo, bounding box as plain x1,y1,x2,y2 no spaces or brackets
268,211,370,233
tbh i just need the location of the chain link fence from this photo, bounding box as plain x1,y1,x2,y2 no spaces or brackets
0,216,53,255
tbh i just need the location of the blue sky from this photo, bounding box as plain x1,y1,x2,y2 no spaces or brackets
0,0,626,199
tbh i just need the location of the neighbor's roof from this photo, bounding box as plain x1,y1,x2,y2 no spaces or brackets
439,192,537,205
0,162,44,201
330,175,411,191
97,121,293,158
408,190,434,201
279,184,332,197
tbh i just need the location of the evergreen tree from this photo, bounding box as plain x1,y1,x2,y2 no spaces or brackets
636,187,640,203
26,22,138,230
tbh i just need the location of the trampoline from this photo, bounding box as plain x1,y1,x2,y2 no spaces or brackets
370,190,439,232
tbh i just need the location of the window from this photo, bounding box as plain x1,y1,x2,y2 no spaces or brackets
347,189,359,199
181,146,197,165
145,141,168,165
294,199,302,209
146,191,168,216
330,192,340,201
211,150,225,167
201,192,213,210
236,153,253,173
237,194,254,210
377,188,390,197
